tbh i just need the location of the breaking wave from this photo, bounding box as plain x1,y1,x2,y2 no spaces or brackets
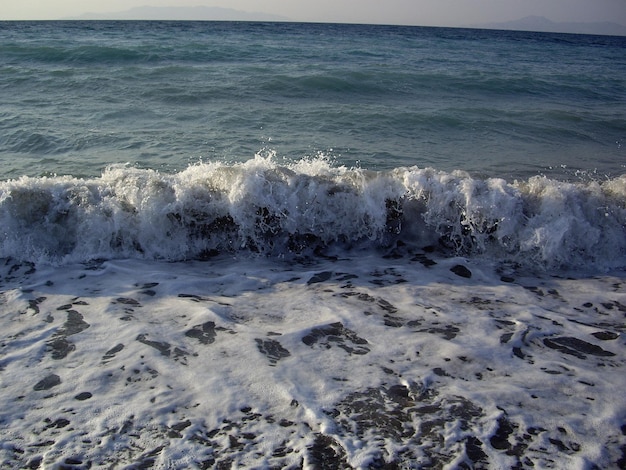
1,155,625,271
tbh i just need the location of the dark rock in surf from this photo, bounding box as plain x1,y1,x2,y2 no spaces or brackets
543,336,615,359
186,321,217,345
48,337,76,360
136,334,189,363
466,436,489,465
308,434,350,469
490,416,515,450
302,322,370,355
137,334,171,357
61,310,90,336
592,331,619,341
307,271,333,284
34,374,61,391
451,264,472,278
75,392,93,401
102,343,125,362
412,253,437,267
255,338,291,366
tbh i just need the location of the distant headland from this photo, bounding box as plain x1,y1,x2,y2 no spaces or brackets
472,15,626,36
64,8,626,37
66,6,289,22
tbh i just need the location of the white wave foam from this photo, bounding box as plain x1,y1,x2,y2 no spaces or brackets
1,155,624,270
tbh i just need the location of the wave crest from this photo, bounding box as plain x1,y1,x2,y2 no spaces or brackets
1,155,624,270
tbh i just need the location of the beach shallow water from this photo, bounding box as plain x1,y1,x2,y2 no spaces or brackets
1,252,624,468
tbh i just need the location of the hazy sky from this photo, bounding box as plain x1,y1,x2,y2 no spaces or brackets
3,0,626,27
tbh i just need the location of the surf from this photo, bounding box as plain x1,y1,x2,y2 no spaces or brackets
1,154,624,271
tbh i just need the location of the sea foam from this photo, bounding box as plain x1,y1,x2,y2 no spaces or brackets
1,155,624,270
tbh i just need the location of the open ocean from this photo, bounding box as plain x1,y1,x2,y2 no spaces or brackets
1,21,625,469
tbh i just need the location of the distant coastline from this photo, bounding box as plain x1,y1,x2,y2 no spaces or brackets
472,15,626,36
61,8,626,37
65,6,289,23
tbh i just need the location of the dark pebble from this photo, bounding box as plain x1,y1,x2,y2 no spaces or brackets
307,271,333,284
466,436,488,464
64,457,83,465
185,321,217,345
592,331,619,341
544,336,616,358
34,374,61,391
451,265,472,278
255,338,291,365
490,416,515,450
75,392,93,401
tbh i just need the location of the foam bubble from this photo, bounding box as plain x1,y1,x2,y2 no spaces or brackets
0,157,624,271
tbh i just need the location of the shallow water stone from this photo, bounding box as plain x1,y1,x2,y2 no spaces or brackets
255,338,291,365
307,271,333,284
330,387,412,440
302,322,369,355
308,434,350,468
27,297,46,315
46,418,70,429
490,416,515,450
412,253,437,267
178,293,212,302
415,324,460,341
383,316,404,328
167,420,192,438
34,374,61,391
45,310,89,360
592,331,619,341
185,321,217,345
434,367,452,377
451,265,472,278
172,347,188,363
500,332,514,344
137,282,159,289
75,392,92,401
132,445,165,469
386,384,412,406
48,336,76,360
466,436,489,465
26,456,43,469
549,438,570,452
64,457,83,465
62,310,90,336
102,343,124,361
543,336,615,358
136,334,171,357
377,298,398,314
115,297,141,306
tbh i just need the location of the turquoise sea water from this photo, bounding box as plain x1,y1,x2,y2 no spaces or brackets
1,21,625,180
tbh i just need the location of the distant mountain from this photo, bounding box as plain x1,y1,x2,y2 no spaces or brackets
69,6,289,22
474,15,626,36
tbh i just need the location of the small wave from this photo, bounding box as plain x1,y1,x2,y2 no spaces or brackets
0,155,624,271
0,129,68,154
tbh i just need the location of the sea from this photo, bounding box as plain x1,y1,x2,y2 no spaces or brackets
0,20,625,469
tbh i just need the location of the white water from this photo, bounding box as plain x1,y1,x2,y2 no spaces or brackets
0,253,624,468
1,155,625,272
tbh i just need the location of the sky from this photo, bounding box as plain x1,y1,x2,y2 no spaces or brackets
2,0,626,28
